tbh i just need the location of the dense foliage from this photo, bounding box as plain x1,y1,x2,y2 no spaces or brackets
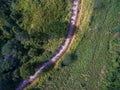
0,0,71,89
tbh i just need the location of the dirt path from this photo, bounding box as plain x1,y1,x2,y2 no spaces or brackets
16,0,79,90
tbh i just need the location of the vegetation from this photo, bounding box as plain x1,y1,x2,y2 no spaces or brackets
0,0,120,90
0,0,72,89
26,0,120,90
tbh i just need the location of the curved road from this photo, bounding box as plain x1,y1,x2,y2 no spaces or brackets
16,0,79,90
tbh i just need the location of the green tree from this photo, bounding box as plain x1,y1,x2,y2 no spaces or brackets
1,39,17,57
20,62,35,79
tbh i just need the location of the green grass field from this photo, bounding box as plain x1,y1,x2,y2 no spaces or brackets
26,0,120,90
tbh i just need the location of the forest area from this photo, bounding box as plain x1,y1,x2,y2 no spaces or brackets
0,0,71,89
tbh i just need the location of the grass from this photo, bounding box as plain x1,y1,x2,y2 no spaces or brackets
25,0,120,90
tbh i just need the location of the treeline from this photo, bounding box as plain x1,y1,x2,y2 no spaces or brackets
0,0,71,89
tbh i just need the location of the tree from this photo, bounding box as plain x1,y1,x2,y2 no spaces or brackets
0,56,18,74
1,39,17,57
20,62,35,79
